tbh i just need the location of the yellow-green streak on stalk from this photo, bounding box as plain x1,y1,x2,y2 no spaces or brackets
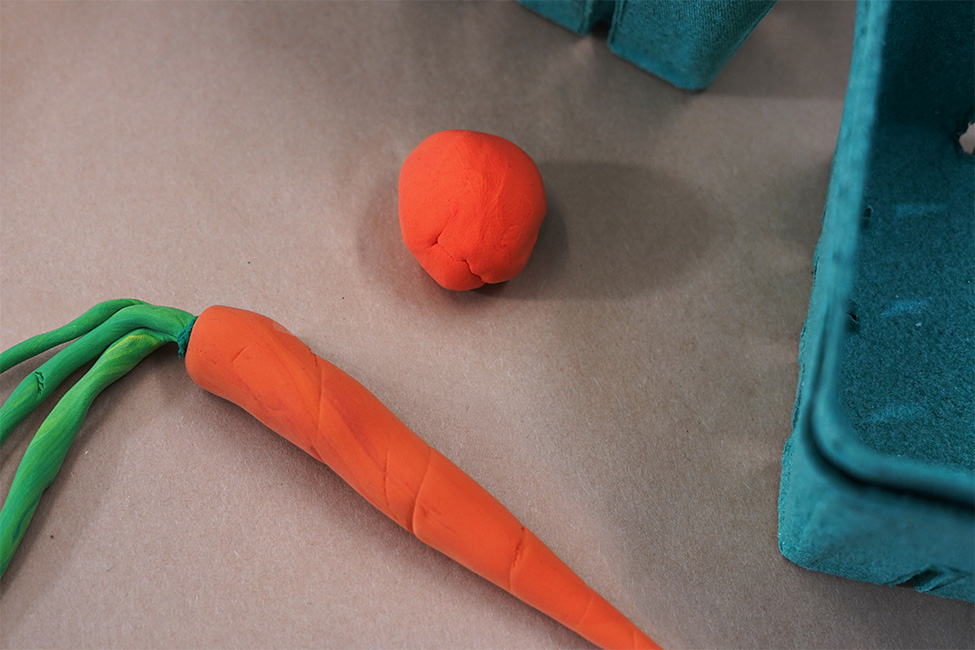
0,330,171,575
0,302,197,577
0,299,145,374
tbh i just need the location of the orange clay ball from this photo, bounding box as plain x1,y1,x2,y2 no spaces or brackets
398,130,546,291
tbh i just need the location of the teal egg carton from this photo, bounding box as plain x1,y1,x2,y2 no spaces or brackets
778,0,974,601
518,0,775,90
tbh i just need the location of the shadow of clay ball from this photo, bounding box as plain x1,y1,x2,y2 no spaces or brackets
398,130,547,291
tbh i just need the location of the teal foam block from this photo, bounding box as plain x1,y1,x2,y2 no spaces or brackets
518,0,614,35
779,0,975,601
518,0,775,90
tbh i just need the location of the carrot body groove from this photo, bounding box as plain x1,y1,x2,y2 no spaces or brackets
1,301,660,649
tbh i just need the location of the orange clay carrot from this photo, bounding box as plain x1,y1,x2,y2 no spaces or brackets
184,306,658,649
1,302,658,649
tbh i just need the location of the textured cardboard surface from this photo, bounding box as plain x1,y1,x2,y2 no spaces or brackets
1,2,972,648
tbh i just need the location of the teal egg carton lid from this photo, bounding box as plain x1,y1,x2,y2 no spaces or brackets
518,0,775,90
779,0,975,601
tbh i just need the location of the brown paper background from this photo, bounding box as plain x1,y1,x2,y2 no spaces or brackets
1,2,972,648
